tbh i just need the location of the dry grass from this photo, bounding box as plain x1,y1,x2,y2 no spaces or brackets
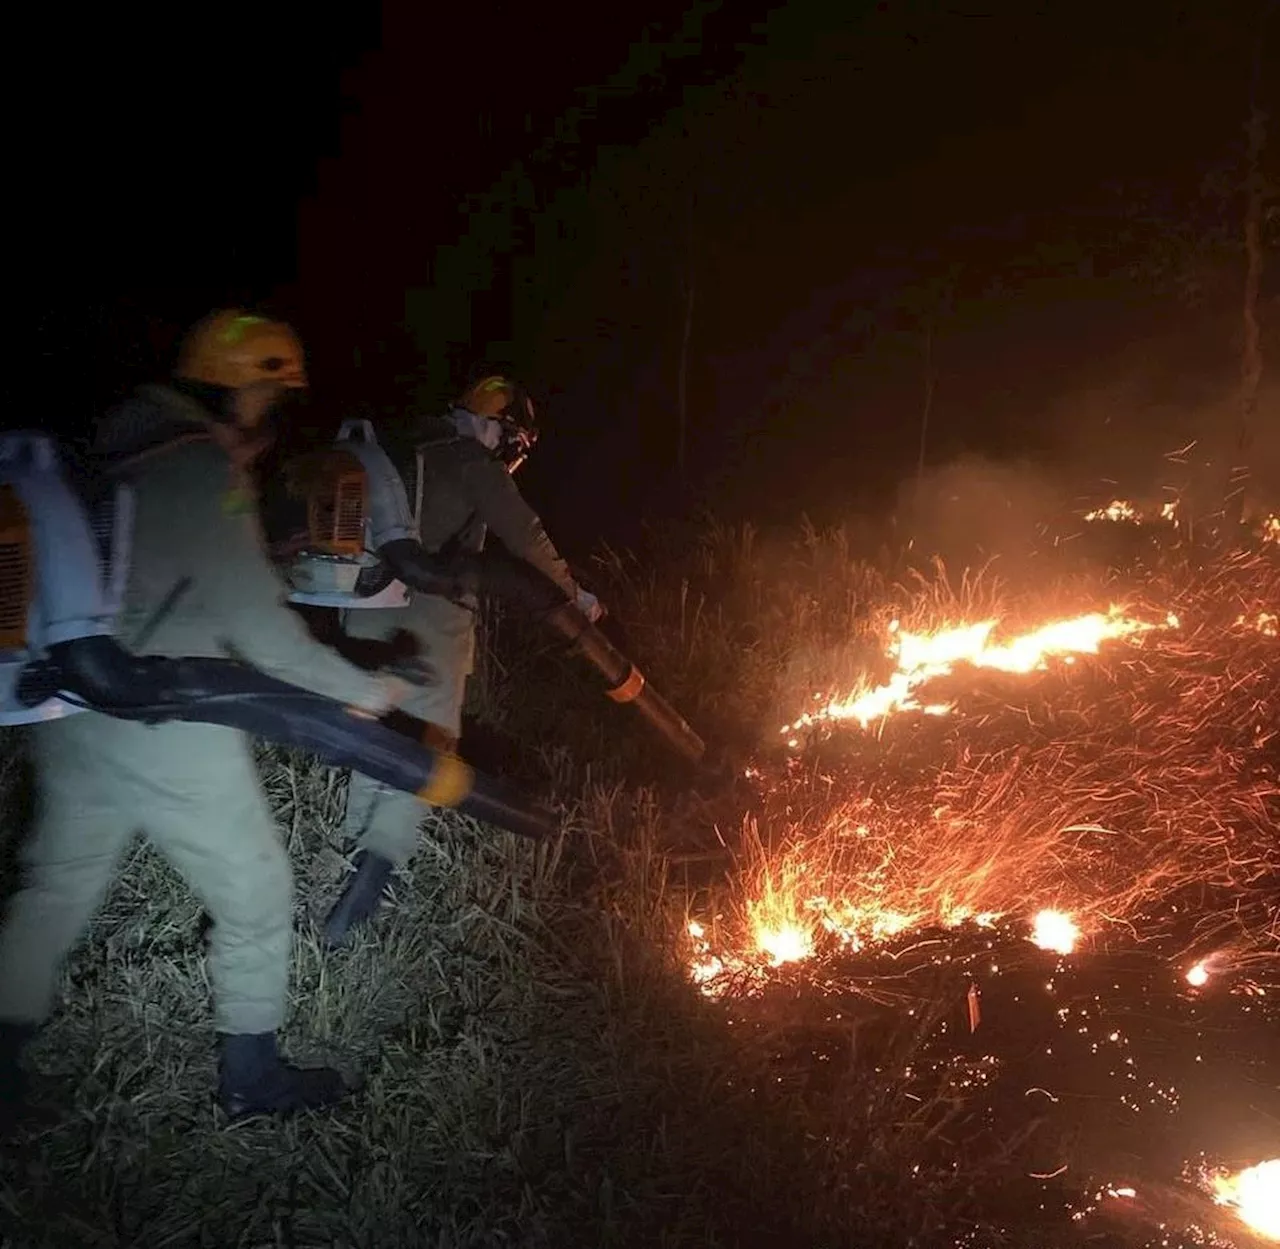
682,542,1280,990
0,739,829,1248
2,516,1278,1248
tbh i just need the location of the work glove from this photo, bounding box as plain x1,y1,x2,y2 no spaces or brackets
348,673,415,721
575,587,606,623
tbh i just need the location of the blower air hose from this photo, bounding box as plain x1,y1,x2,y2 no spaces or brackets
378,539,473,600
41,637,556,840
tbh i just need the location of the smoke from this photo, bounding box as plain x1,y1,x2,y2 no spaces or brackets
1030,295,1280,518
894,454,1070,576
892,290,1280,574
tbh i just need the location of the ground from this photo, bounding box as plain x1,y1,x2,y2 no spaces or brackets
1,515,1278,1248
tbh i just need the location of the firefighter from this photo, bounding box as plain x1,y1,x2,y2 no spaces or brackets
0,310,409,1127
324,374,602,946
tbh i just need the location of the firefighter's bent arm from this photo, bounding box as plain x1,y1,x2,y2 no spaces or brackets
462,457,578,597
196,472,387,711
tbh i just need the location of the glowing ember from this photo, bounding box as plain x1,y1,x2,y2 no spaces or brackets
1212,1160,1280,1241
1085,500,1138,522
687,920,726,988
1031,909,1080,955
1261,515,1280,543
1186,960,1211,988
784,606,1163,735
1160,500,1178,521
1238,610,1280,637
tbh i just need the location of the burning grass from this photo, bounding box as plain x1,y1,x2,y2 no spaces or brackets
620,522,1280,1243
685,544,1280,997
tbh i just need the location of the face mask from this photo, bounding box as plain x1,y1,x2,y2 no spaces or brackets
453,409,503,451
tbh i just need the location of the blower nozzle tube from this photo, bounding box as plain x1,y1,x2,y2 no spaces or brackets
542,602,706,763
43,637,557,840
463,551,706,764
372,539,706,762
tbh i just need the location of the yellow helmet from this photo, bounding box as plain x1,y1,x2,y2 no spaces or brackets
175,310,307,390
459,375,514,417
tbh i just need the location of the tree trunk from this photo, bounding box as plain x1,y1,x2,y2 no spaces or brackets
677,189,696,481
917,319,934,499
1228,11,1269,528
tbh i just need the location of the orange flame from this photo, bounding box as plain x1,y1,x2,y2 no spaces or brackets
684,894,1005,993
784,607,1167,735
1031,909,1080,955
687,920,727,988
1083,498,1180,524
1212,1159,1280,1241
754,920,813,967
1085,500,1139,522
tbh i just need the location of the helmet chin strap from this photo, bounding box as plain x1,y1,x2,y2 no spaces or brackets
453,409,503,450
170,375,237,421
199,417,272,472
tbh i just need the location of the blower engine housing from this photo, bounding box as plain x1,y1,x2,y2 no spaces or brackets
284,420,414,609
0,432,134,725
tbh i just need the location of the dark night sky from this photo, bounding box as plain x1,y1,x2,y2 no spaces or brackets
15,0,1279,552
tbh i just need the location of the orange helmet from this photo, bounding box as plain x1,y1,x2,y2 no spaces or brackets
175,310,307,390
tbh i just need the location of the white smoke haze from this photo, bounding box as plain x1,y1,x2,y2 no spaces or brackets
889,295,1280,570
893,454,1068,574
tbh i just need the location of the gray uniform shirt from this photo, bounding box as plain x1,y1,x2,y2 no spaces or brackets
411,413,578,598
98,384,382,708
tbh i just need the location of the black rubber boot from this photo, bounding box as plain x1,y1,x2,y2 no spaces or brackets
323,851,396,949
217,1032,350,1121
